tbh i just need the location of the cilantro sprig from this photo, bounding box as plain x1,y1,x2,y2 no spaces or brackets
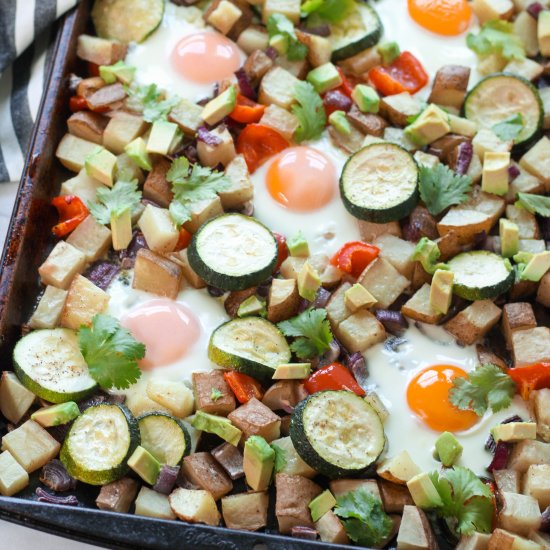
301,0,356,22
292,81,327,143
126,83,179,123
278,308,333,360
492,113,524,142
449,363,516,416
429,467,494,535
88,177,142,225
418,163,472,216
516,192,550,217
167,157,230,227
466,20,525,61
79,314,145,390
334,488,393,547
267,14,308,61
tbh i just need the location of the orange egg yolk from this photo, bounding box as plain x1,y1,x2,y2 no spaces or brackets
408,0,472,35
121,299,200,370
407,364,479,432
171,31,241,84
266,146,336,212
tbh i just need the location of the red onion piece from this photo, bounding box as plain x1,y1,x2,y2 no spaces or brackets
197,126,223,146
153,465,180,494
375,310,409,334
256,277,273,298
487,441,510,472
539,216,550,241
264,46,278,60
348,353,369,389
323,90,353,113
541,507,550,532
508,164,520,182
234,67,257,100
291,526,318,540
454,141,473,175
297,299,311,313
313,288,332,308
207,286,225,297
318,339,341,368
527,2,544,18
84,261,119,291
117,231,147,267
36,487,79,506
48,424,71,443
40,460,77,492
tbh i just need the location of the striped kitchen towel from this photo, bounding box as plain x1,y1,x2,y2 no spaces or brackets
0,0,78,183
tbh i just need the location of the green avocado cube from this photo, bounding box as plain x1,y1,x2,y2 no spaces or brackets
287,231,310,257
429,269,454,315
344,283,377,312
297,261,321,302
128,446,161,486
202,85,237,126
125,137,152,171
404,104,451,146
99,61,136,85
500,218,519,258
377,41,400,65
191,410,242,446
309,489,337,522
243,435,275,491
407,472,444,509
520,251,550,282
412,237,442,275
269,33,289,56
328,110,351,135
491,421,537,443
111,208,133,251
434,431,463,467
31,402,80,428
272,363,312,380
352,84,380,114
84,146,117,187
482,152,510,196
307,62,342,94
147,120,181,156
237,295,267,318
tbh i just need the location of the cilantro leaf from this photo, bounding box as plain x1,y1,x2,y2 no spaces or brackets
88,177,142,225
516,192,550,217
292,81,327,143
126,83,179,123
271,443,287,472
492,113,524,141
79,314,145,390
449,364,516,416
278,308,333,359
267,14,308,61
301,0,356,22
466,20,525,61
418,163,472,216
210,388,223,401
334,487,393,547
429,467,494,535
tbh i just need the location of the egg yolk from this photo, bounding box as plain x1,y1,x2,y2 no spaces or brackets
171,31,241,84
408,0,472,35
266,146,336,211
121,299,200,370
407,364,478,432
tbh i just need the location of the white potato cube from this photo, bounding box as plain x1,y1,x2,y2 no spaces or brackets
219,154,253,209
66,214,112,262
38,241,87,290
146,379,194,418
0,372,36,424
520,136,550,187
0,451,29,496
473,0,513,24
138,204,179,254
103,112,148,154
262,0,301,23
29,285,68,329
169,488,221,526
135,486,176,519
259,67,300,110
60,169,106,204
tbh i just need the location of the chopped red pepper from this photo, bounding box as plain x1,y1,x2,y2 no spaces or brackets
236,124,289,173
273,232,289,272
51,195,89,237
508,362,550,400
229,94,266,124
368,51,429,96
304,362,365,396
69,95,88,112
223,371,264,404
88,62,100,77
330,241,380,279
174,227,192,251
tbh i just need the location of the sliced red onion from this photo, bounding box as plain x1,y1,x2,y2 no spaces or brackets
375,310,409,334
36,487,79,506
527,1,544,18
47,423,71,443
318,339,341,368
78,394,109,413
297,299,311,313
323,90,353,113
348,353,369,389
256,277,273,298
487,441,510,472
291,526,318,540
84,261,119,291
208,286,225,297
264,46,278,60
153,465,180,494
40,460,77,492
454,141,473,175
117,231,147,268
508,164,520,182
197,126,223,146
279,399,295,414
297,23,331,37
235,67,257,100
541,507,550,532
170,0,201,5
402,206,439,242
211,443,244,480
539,216,550,241
313,288,332,308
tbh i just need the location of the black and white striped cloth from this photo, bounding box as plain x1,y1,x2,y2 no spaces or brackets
0,0,78,183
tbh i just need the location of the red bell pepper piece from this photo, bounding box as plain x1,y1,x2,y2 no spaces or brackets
336,67,356,97
304,362,365,396
330,241,380,279
236,124,289,173
69,95,88,112
368,51,429,96
508,362,550,400
273,232,289,272
229,94,266,124
174,227,192,251
88,62,100,77
223,371,264,404
51,195,89,237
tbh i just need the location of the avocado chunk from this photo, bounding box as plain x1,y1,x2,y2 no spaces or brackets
429,269,454,315
328,110,351,135
412,237,446,275
434,431,463,467
110,208,133,251
297,261,321,302
287,231,310,258
377,41,400,65
269,34,289,56
520,251,550,282
407,472,443,509
309,489,337,522
237,295,267,318
243,435,275,491
31,402,80,428
147,120,181,156
128,445,161,486
491,421,537,443
84,146,117,187
125,137,152,171
191,410,242,447
500,218,519,258
272,363,312,380
352,84,380,114
307,62,342,94
482,152,510,196
404,104,451,146
202,85,237,126
344,283,378,312
99,60,136,85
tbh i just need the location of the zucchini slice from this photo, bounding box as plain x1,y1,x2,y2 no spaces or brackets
13,329,97,404
448,251,514,301
209,317,291,382
290,390,386,478
464,74,543,146
92,0,164,44
188,213,279,291
138,412,191,466
328,3,383,62
340,143,419,223
61,404,140,485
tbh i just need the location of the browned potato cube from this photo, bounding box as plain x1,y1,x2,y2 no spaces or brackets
192,370,236,416
374,234,416,279
328,124,365,155
267,278,300,323
378,479,414,514
86,83,126,112
219,154,253,210
181,453,233,500
204,0,252,40
401,284,443,325
329,478,381,500
96,478,140,513
397,505,438,550
222,491,268,531
428,65,471,111
326,282,353,328
183,196,224,234
488,528,540,550
29,285,68,329
436,230,462,262
56,133,100,173
169,99,203,136
502,302,537,350
244,49,274,85
379,92,422,127
531,389,550,442
132,248,182,299
508,440,550,473
493,469,521,494
358,257,410,309
536,272,550,307
169,249,206,289
228,398,281,442
66,215,112,262
76,35,127,65
347,107,388,137
103,112,148,154
142,158,173,208
444,300,502,346
259,104,299,142
68,111,108,144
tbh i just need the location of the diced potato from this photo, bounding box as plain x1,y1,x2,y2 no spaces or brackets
296,31,332,68
520,137,550,188
315,510,350,545
0,372,35,424
330,478,381,500
267,278,300,323
1,420,60,473
66,215,112,262
262,0,301,23
0,450,29,496
512,327,550,366
228,398,281,442
103,112,148,154
507,164,544,203
498,492,541,536
531,388,550,442
146,379,194,418
472,0,513,24
135,486,176,520
473,128,512,158
133,248,182,299
169,249,206,289
456,532,491,550
379,92,422,127
397,505,438,550
358,257,410,309
428,65,470,111
169,488,220,526
192,370,236,416
183,195,224,234
219,154,253,209
377,451,422,485
374,234,416,279
270,436,316,478
523,464,550,509
508,440,550,473
168,98,203,136
205,0,243,35
60,170,105,204
489,528,542,550
514,12,539,58
125,380,170,417
329,123,365,154
142,157,172,208
68,111,108,144
222,492,269,531
338,46,381,77
504,58,543,82
502,302,537,350
279,256,306,280
335,309,386,353
76,34,126,65
260,104,300,141
414,151,440,169
401,284,443,325
494,469,521,494
59,275,110,330
259,67,300,110
137,205,178,254
378,479,415,514
358,220,402,242
182,453,233,500
28,285,67,329
444,300,502,346
197,126,236,168
243,49,273,85
506,205,540,239
96,477,139,513
326,282,353,328
56,133,100,173
237,26,269,55
537,272,550,308
38,241,86,290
